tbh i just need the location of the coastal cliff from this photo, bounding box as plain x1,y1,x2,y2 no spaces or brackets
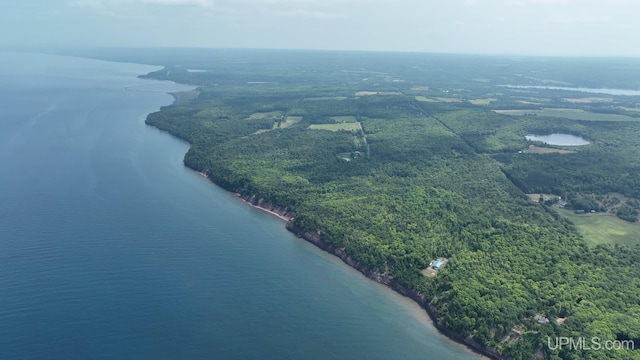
283,222,504,360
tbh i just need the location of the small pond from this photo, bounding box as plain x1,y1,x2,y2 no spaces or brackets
525,133,590,146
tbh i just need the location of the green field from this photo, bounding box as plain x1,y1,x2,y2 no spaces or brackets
556,210,640,246
495,108,640,122
469,98,497,105
308,123,361,131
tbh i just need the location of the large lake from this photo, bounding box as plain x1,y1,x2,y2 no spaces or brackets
502,85,640,96
0,52,480,359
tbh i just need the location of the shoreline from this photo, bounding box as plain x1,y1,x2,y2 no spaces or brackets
240,196,292,222
193,170,291,222
186,169,498,360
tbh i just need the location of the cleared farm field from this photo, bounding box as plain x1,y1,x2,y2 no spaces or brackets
563,97,613,103
555,210,640,246
469,98,497,105
309,123,362,131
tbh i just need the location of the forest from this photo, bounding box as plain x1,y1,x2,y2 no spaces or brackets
126,49,640,359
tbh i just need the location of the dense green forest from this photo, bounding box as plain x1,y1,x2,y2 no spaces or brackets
129,50,640,359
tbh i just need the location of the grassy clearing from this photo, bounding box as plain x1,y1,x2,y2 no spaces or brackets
494,108,640,122
422,268,438,277
526,145,576,154
469,98,497,105
555,210,640,246
330,116,357,123
563,97,613,104
309,123,362,132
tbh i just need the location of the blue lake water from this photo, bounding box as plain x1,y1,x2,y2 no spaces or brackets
525,133,590,146
0,52,481,359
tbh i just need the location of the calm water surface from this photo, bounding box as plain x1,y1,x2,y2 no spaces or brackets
502,85,640,96
525,133,590,146
0,52,481,359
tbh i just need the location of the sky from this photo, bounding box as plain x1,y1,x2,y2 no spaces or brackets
2,0,639,56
